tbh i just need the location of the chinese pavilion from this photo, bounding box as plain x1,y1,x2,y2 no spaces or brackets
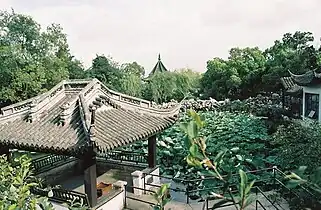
0,79,180,207
281,70,321,121
145,54,169,80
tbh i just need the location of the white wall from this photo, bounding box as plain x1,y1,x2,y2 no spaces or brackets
131,167,160,195
144,167,160,191
51,202,68,210
96,190,125,210
302,86,321,121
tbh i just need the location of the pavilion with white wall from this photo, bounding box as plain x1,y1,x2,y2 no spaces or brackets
281,70,321,121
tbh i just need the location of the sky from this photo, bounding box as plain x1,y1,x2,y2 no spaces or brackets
1,0,321,73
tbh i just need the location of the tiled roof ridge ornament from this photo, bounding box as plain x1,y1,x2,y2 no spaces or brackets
86,105,98,154
59,102,71,126
27,98,39,123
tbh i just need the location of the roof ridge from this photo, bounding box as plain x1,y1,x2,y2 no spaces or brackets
96,81,181,117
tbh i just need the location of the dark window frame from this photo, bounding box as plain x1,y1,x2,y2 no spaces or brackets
305,93,319,120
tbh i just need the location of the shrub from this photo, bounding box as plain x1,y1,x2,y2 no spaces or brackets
271,119,321,172
0,155,53,210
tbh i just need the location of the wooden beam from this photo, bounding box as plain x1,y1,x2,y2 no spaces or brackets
83,151,97,207
148,135,157,168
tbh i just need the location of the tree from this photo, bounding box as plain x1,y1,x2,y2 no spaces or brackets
0,10,70,106
87,55,123,91
119,73,142,97
121,61,145,78
200,57,241,100
143,72,176,103
173,68,201,99
263,31,319,92
228,47,266,98
200,32,320,99
200,47,266,100
67,57,86,79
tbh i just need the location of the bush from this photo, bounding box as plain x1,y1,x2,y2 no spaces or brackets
218,95,293,134
271,119,321,172
0,155,53,210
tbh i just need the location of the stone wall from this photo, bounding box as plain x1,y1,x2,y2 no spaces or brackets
151,98,228,112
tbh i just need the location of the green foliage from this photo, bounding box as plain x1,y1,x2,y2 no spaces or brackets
152,183,171,210
0,10,71,104
125,111,270,181
182,110,256,210
0,155,88,210
218,94,290,134
200,47,265,100
285,166,321,209
143,69,201,103
143,72,177,103
119,73,143,97
172,68,201,100
200,31,321,100
263,31,319,92
87,55,123,91
0,155,53,210
238,170,255,210
121,61,145,78
67,57,86,79
201,57,241,100
271,120,321,172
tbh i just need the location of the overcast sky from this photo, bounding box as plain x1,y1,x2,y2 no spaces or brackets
1,0,321,73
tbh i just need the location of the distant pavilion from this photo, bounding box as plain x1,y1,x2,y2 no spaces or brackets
144,54,169,81
281,70,321,121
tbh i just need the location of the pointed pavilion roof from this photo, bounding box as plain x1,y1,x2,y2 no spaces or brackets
0,79,180,157
146,54,169,79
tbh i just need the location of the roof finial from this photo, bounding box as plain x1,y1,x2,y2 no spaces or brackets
158,53,161,61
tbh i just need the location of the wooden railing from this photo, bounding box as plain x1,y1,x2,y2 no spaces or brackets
98,150,148,165
31,150,147,175
31,154,76,175
31,187,89,206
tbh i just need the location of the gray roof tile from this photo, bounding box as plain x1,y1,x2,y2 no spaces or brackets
0,79,180,156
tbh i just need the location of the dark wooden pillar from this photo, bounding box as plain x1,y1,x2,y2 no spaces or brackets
0,145,10,160
83,149,97,207
148,135,157,168
282,88,285,109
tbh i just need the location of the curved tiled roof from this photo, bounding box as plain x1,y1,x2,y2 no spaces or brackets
280,77,303,94
289,70,321,86
0,79,180,156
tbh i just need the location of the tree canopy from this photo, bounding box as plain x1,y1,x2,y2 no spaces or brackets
0,10,72,105
1,9,321,105
200,32,321,100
